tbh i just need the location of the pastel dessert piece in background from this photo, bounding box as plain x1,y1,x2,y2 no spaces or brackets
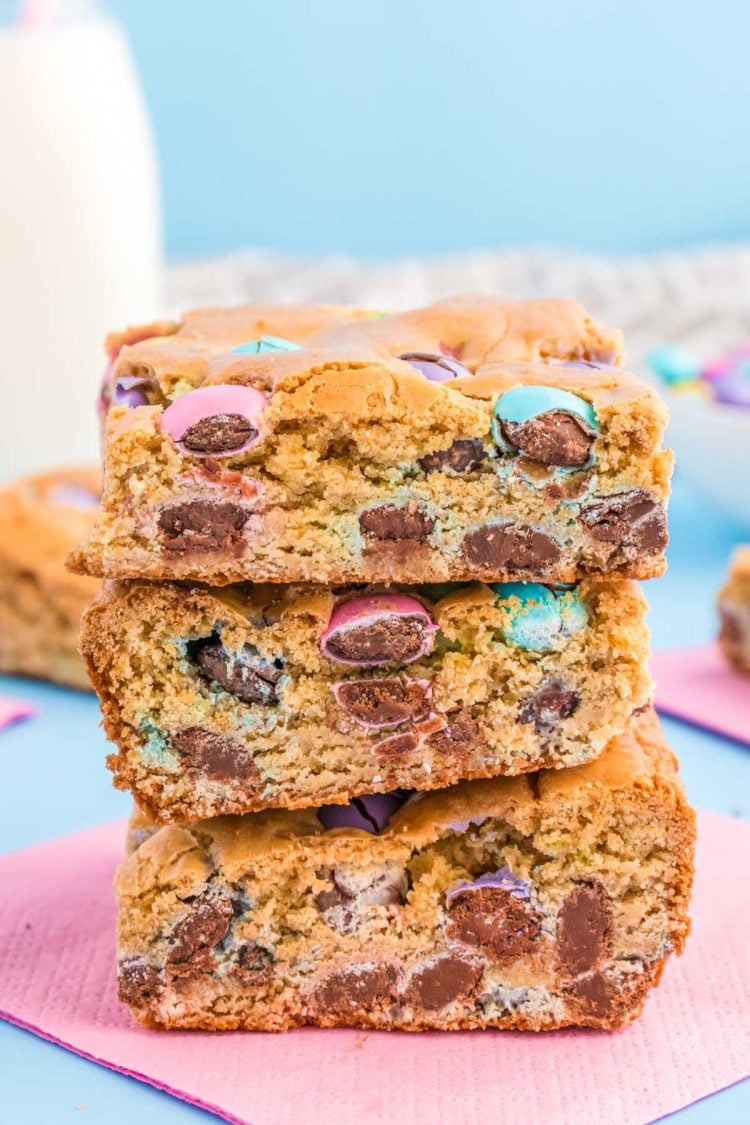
648,339,750,404
717,544,750,674
69,295,673,587
115,709,695,1032
0,467,100,690
0,697,36,730
79,575,652,822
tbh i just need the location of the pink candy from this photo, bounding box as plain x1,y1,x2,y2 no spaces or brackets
0,698,36,731
161,385,268,456
320,593,437,667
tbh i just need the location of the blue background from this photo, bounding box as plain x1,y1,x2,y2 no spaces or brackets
108,0,750,261
2,475,749,1122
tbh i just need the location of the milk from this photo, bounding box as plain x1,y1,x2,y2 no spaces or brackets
0,14,162,480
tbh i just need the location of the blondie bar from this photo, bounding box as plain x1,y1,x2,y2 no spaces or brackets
70,296,672,586
718,545,750,673
81,577,651,820
0,468,100,689
115,709,694,1031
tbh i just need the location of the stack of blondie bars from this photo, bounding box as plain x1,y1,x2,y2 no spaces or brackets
72,295,695,1032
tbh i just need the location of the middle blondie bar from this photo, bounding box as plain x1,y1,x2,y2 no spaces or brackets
81,577,651,821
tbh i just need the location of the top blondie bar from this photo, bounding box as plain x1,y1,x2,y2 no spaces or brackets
70,295,672,585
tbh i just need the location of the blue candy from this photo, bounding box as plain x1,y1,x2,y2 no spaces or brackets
490,582,588,651
232,335,302,355
646,345,700,387
491,385,598,451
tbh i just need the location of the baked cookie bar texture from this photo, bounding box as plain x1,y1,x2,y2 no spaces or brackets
718,545,750,674
115,710,695,1032
70,295,672,586
0,468,100,689
81,576,652,820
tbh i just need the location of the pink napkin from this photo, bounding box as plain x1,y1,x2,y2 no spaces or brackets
0,696,35,730
0,812,748,1125
653,644,750,745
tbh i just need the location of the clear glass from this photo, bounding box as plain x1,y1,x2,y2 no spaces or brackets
0,1,162,477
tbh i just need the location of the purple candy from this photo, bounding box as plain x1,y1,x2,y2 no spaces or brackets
713,362,750,407
445,867,530,905
318,792,410,834
114,374,150,408
398,352,472,382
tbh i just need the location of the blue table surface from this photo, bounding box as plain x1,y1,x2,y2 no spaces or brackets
1,474,748,1124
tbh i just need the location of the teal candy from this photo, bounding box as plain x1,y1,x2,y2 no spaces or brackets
646,345,700,386
490,581,588,651
232,335,303,355
491,385,598,448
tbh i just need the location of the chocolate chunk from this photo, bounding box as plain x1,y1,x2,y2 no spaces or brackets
234,943,274,985
334,677,431,726
371,732,421,758
171,727,260,782
118,957,162,1006
312,963,399,1017
166,890,233,969
315,863,409,931
427,711,481,757
557,882,613,976
181,413,255,453
446,886,542,961
500,411,595,467
325,614,429,665
564,970,614,1018
462,522,562,575
518,680,580,730
359,502,434,542
580,490,667,560
191,636,282,705
402,955,482,1011
158,499,249,554
420,438,485,474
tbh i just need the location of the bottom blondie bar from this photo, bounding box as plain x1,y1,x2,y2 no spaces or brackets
718,546,750,674
116,710,694,1032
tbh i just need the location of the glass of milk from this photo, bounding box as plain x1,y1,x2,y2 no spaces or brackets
0,1,162,480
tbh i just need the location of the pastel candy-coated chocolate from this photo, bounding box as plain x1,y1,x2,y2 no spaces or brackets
712,361,750,406
232,335,302,355
317,792,409,834
491,385,598,449
701,343,750,383
331,677,431,728
161,384,268,453
490,582,588,652
114,375,149,409
646,345,700,387
320,593,437,666
398,352,472,382
446,867,530,904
